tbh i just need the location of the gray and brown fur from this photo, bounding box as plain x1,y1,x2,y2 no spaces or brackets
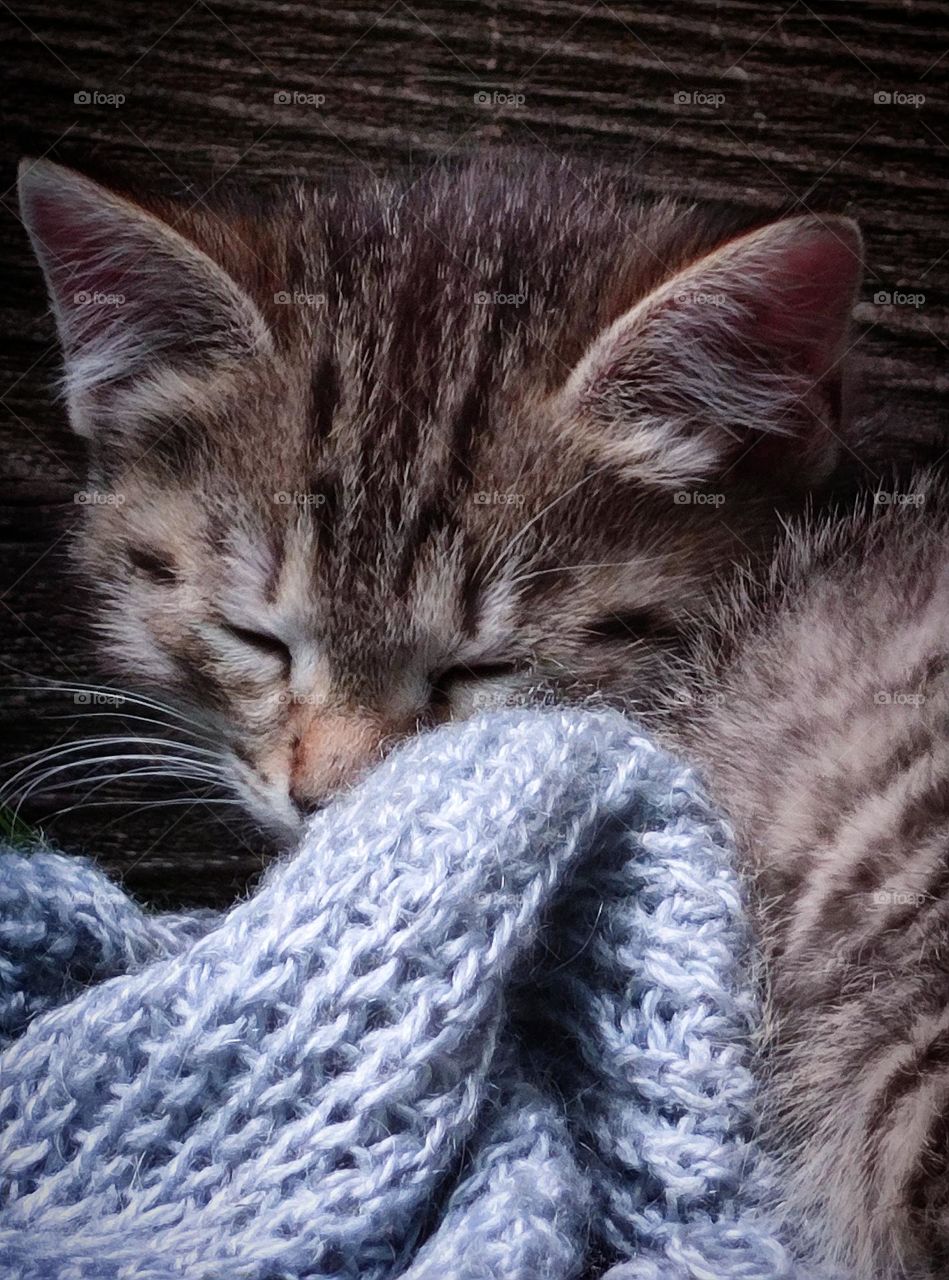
671,480,949,1279
19,154,928,1274
18,155,853,834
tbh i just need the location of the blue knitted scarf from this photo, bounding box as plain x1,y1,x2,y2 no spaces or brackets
0,709,819,1279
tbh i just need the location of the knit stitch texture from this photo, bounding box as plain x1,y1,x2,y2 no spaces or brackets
0,708,820,1279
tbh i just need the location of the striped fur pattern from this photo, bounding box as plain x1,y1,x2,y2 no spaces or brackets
18,155,858,840
21,154,942,1275
673,476,949,1278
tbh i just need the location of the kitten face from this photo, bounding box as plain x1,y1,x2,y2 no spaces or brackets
18,156,862,842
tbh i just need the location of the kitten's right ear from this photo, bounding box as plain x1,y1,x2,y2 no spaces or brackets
17,157,273,436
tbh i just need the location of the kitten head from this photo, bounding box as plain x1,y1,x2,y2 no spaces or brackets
18,155,862,841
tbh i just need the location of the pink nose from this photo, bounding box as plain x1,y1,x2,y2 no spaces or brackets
288,712,401,812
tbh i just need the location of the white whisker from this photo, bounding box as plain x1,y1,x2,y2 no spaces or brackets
5,678,212,735
507,555,669,591
6,754,229,822
0,737,224,806
39,794,241,823
37,709,216,744
479,461,616,585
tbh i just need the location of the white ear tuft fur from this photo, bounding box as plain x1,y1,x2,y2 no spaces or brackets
18,158,273,436
562,214,863,488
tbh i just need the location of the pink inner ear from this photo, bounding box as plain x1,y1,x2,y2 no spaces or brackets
22,182,149,368
27,188,133,306
739,228,862,381
21,161,271,400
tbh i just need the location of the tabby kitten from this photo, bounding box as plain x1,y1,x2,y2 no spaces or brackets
21,155,931,1276
17,155,858,841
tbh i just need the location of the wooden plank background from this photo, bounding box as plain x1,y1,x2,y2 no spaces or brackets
0,0,947,905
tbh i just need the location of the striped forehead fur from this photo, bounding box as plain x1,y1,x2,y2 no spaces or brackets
20,152,860,831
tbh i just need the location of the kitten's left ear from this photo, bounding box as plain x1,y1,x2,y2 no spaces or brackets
18,157,273,436
560,213,863,488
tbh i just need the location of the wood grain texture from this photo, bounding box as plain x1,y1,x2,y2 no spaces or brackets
0,0,947,904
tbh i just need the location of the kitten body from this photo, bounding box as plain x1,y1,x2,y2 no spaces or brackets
671,479,949,1279
19,155,937,1276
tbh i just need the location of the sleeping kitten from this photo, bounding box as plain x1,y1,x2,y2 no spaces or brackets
20,155,934,1277
17,155,858,841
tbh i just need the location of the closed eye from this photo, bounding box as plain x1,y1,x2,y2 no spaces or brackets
585,608,675,643
222,623,292,665
128,545,176,584
435,660,521,684
431,660,521,705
